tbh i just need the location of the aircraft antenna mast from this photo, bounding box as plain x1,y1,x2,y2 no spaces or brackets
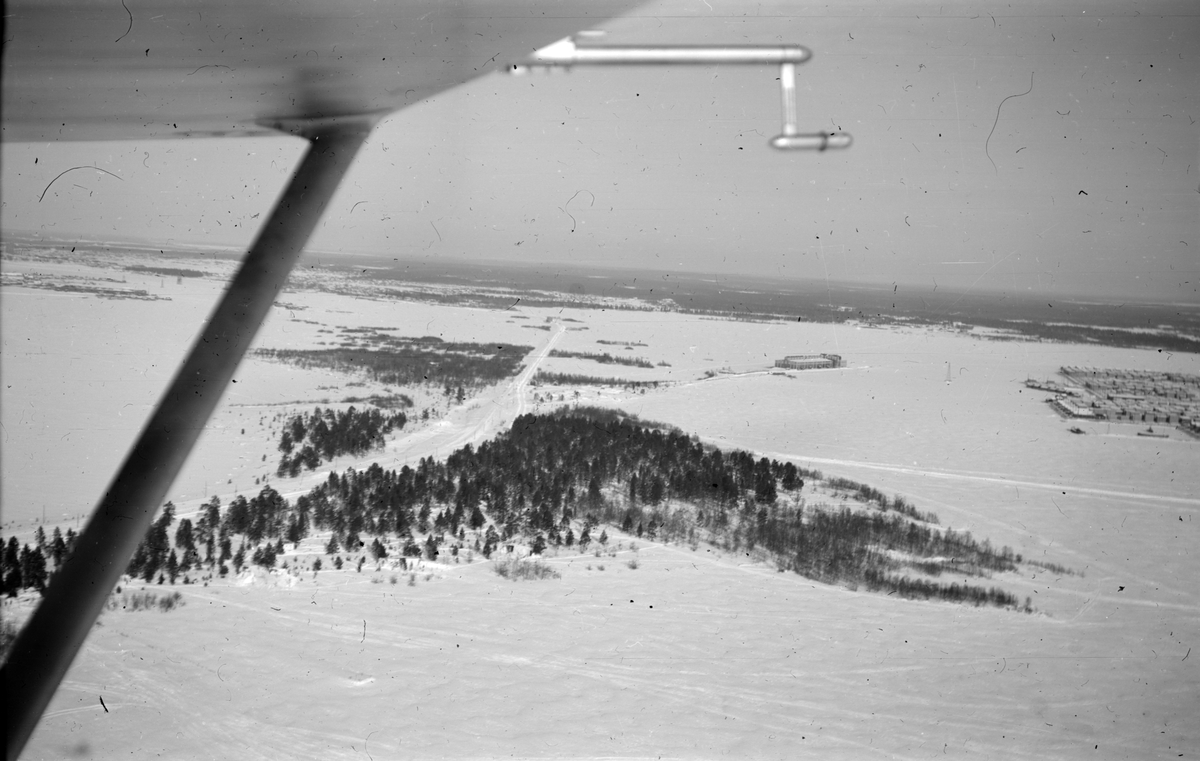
508,35,851,151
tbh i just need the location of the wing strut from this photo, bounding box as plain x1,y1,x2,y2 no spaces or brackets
1,116,375,761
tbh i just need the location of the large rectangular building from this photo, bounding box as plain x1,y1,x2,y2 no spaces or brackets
775,354,843,370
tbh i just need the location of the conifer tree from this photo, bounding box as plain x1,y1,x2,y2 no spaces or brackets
175,518,193,551
469,505,486,530
127,543,147,578
3,566,21,597
402,536,421,558
202,497,222,544
21,544,48,591
781,462,800,491
50,527,66,566
286,516,303,547
649,476,665,505
3,538,23,595
370,538,388,560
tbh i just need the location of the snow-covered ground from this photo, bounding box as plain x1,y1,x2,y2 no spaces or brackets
20,536,1197,760
3,255,1198,759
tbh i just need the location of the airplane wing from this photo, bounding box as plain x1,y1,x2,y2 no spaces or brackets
3,0,646,141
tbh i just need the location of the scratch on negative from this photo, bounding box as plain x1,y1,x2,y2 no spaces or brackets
187,65,233,76
985,73,1034,173
115,0,133,43
39,166,124,202
565,190,595,209
559,207,577,233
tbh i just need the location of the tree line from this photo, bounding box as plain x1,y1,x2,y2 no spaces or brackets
106,408,1032,610
254,336,531,390
276,405,408,476
534,372,662,389
549,350,656,369
2,526,77,596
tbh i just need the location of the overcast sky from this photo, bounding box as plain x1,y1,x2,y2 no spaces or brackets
3,0,1197,302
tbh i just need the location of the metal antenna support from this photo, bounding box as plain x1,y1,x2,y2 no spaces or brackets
508,35,851,151
771,61,851,151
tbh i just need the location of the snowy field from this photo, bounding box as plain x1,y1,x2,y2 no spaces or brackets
3,255,1197,759
23,541,1197,760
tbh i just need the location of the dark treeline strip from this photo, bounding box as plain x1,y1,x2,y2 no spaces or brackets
824,477,940,524
277,405,408,476
549,350,655,369
125,265,207,278
863,569,1019,607
375,288,662,313
1025,558,1082,576
340,393,413,410
534,372,662,389
336,331,536,369
972,320,1200,355
254,339,531,389
677,311,1199,356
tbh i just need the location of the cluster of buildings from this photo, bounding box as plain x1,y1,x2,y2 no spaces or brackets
774,353,843,370
1032,367,1200,435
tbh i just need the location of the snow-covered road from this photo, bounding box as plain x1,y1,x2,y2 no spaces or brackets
381,320,564,464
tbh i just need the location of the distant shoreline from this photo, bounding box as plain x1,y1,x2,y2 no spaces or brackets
6,236,1198,354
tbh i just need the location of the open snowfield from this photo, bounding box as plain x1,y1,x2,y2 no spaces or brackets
20,540,1197,760
3,254,1198,759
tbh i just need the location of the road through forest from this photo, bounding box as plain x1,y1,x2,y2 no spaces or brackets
265,320,566,504
383,320,565,464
